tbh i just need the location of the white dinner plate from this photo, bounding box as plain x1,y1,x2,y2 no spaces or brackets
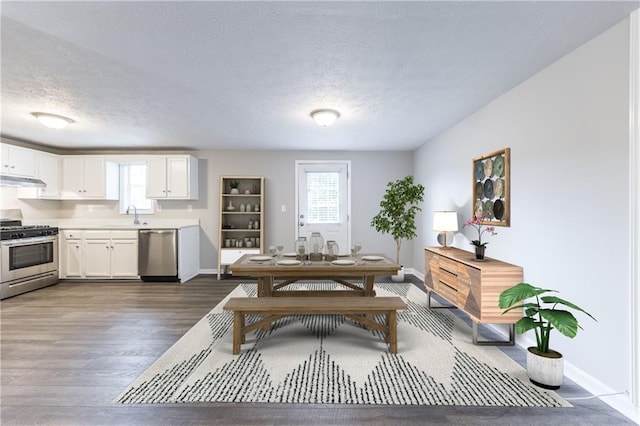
331,259,356,266
249,255,273,261
361,255,384,261
277,259,302,266
281,252,298,257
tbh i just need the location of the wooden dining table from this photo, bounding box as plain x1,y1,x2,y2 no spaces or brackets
228,253,401,297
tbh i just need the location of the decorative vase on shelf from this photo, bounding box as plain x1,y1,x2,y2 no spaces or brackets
475,246,485,260
230,188,239,194
226,200,235,211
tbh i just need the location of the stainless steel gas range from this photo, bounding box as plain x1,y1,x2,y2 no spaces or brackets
1,219,59,299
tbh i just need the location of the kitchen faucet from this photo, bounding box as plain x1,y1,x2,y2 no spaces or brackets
126,205,140,225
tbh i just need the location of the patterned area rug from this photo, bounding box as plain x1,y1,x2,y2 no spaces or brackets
115,282,569,406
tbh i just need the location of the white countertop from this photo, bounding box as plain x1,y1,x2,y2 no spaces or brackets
24,218,200,230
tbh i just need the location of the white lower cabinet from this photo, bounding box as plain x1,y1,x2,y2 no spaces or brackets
61,230,138,279
84,237,112,278
110,238,139,278
61,231,84,278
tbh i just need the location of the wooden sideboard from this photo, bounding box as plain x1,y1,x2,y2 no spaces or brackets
424,246,523,345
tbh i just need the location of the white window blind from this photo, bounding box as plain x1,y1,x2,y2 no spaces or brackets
306,171,339,223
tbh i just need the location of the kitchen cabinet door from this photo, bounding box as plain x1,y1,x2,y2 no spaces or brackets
166,157,189,198
146,155,198,200
111,238,138,278
61,156,119,199
62,238,83,278
61,157,84,198
1,144,36,177
146,156,168,198
84,238,112,278
37,152,61,198
82,157,107,198
83,157,119,198
16,151,61,199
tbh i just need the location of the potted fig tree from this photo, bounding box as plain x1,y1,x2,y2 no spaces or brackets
499,282,596,389
371,175,425,282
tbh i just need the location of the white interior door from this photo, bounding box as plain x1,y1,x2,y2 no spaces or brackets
296,161,350,254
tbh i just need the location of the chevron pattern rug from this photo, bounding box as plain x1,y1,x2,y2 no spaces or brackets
115,282,569,407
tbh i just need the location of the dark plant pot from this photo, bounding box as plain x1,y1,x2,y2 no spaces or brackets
475,246,485,260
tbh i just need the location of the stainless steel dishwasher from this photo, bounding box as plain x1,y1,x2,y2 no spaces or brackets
138,229,178,281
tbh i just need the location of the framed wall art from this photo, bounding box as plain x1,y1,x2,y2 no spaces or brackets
472,147,510,227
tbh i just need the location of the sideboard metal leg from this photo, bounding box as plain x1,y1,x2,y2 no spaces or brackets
472,322,515,346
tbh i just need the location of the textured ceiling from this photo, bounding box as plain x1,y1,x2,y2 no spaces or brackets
1,1,638,151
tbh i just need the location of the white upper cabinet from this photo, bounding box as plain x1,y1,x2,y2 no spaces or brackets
1,144,37,177
37,152,61,198
17,151,61,199
146,155,198,200
61,156,119,199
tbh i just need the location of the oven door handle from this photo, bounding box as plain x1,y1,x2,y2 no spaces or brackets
1,235,58,246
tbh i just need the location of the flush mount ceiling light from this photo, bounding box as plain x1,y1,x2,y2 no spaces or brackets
310,109,340,127
31,112,74,129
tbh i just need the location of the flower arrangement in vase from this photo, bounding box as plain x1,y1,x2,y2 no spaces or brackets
464,216,497,260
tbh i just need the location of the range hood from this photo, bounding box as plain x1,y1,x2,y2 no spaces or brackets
0,175,46,188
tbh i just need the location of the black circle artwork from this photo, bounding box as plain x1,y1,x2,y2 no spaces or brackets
472,149,509,226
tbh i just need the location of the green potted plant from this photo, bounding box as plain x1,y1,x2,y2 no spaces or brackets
371,175,425,282
499,282,596,389
229,180,240,194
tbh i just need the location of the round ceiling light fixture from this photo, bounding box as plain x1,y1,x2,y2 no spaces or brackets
310,109,340,127
31,112,74,129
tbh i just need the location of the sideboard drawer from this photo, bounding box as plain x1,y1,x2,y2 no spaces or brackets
438,257,459,275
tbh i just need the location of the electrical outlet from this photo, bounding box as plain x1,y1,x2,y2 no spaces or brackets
281,204,286,212
187,205,193,212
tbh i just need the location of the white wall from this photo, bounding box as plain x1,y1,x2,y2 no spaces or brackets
414,17,632,401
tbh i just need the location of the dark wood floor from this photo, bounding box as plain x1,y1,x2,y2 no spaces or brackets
0,276,633,425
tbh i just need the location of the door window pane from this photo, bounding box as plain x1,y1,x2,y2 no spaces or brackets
306,172,339,224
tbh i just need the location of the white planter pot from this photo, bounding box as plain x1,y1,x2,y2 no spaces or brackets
391,266,405,282
526,347,563,389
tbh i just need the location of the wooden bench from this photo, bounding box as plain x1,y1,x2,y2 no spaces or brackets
223,296,407,355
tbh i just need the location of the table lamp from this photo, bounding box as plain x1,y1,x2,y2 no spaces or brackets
433,211,458,248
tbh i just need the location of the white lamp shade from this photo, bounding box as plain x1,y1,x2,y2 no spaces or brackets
433,211,458,232
310,109,340,127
